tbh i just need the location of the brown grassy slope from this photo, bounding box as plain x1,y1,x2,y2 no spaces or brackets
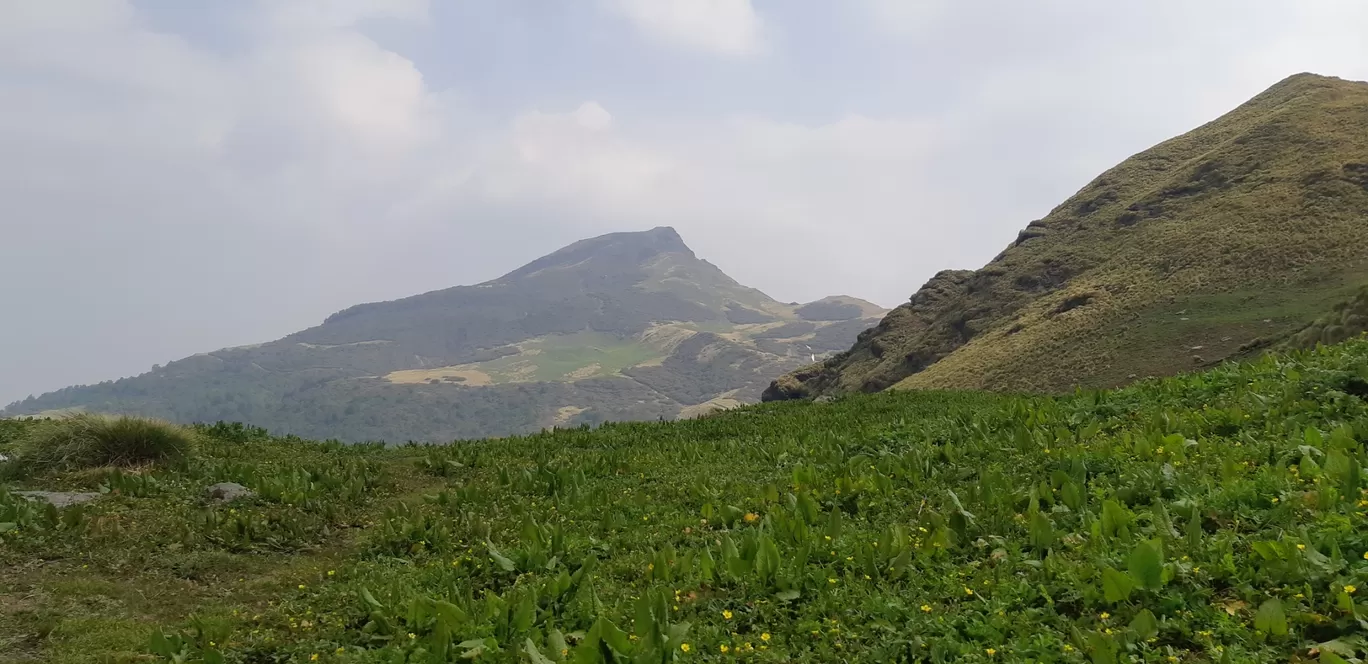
764,72,1368,399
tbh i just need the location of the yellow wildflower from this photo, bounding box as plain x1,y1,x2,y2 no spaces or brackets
1347,585,1358,594
720,644,729,653
986,648,997,656
744,513,759,523
920,604,932,613
761,633,771,642
680,643,691,653
723,610,733,620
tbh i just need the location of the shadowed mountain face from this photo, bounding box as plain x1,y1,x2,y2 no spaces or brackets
767,73,1368,401
5,227,884,441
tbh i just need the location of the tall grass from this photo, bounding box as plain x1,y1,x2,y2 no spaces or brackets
4,414,198,477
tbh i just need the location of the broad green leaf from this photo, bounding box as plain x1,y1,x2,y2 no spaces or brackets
359,587,385,610
1254,598,1288,637
665,621,692,650
1101,566,1133,603
1050,469,1071,489
1101,500,1131,540
1318,639,1357,657
756,534,781,582
634,595,656,644
825,507,843,541
572,624,603,664
1029,511,1055,550
597,617,633,655
1321,651,1349,664
1127,539,1164,590
1306,426,1324,448
1086,631,1118,664
723,535,749,578
488,542,518,572
548,630,568,662
523,638,555,664
888,545,912,578
1061,480,1083,511
1345,455,1362,499
1186,508,1203,549
148,631,175,657
512,592,536,633
1129,609,1158,641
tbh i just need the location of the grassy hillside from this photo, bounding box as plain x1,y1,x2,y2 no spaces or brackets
7,337,1368,662
766,73,1368,401
3,228,883,441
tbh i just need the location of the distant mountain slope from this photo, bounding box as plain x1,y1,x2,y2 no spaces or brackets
766,72,1368,400
5,227,884,440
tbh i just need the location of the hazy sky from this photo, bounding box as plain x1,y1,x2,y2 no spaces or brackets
2,0,1366,405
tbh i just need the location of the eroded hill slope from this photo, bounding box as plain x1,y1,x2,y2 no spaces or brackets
767,73,1368,400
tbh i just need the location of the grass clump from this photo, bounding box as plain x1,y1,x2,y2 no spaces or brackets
5,414,198,477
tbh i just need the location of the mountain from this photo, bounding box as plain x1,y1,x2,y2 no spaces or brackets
766,72,1368,401
4,227,884,440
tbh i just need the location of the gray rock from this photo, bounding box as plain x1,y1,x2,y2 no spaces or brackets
14,491,102,508
206,482,254,502
813,395,837,404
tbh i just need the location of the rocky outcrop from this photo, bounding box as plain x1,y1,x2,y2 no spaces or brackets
206,482,254,502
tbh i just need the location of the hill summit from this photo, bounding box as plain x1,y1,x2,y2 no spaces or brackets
767,72,1368,400
4,228,884,441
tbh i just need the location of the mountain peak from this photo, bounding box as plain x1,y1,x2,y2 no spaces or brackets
496,226,694,282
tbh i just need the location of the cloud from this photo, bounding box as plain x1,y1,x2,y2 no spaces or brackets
478,102,675,206
2,0,1368,406
863,0,950,38
602,0,764,56
256,0,429,30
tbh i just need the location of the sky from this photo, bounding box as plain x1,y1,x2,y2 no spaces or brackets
1,0,1367,405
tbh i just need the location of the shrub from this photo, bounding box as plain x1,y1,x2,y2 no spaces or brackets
5,414,199,477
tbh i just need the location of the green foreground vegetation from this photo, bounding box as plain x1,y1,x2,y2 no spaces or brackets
7,338,1368,663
